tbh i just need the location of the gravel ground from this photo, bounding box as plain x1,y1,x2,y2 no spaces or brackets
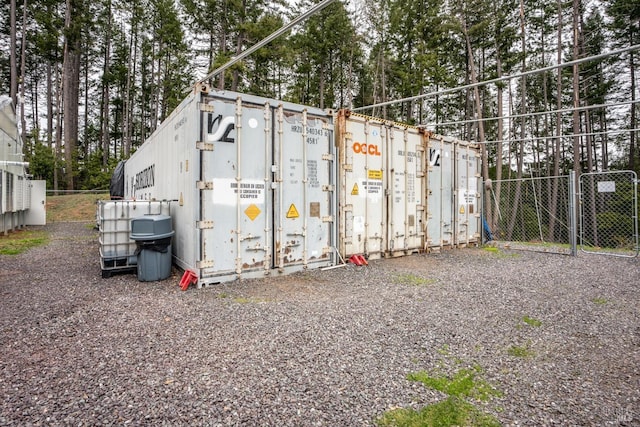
1,221,639,426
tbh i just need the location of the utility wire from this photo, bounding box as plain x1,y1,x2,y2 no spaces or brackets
353,44,640,112
198,0,337,85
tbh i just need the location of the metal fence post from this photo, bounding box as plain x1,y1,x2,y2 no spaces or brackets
569,171,578,256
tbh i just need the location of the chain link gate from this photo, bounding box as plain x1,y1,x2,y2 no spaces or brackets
579,171,639,257
483,175,574,254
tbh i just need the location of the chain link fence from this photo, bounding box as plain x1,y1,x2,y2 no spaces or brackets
484,172,639,257
579,171,639,257
483,175,574,254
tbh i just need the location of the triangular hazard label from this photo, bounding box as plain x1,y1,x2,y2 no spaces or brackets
351,183,359,195
286,203,299,218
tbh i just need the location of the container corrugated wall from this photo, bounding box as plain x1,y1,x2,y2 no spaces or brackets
425,134,481,250
124,84,336,286
337,110,428,259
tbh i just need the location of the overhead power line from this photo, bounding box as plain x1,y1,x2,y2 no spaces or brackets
426,99,640,128
198,0,337,85
353,44,640,113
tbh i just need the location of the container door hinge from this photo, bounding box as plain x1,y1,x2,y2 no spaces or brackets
322,216,334,223
197,181,214,190
196,141,214,151
322,184,335,192
196,259,214,269
197,220,214,229
322,153,334,161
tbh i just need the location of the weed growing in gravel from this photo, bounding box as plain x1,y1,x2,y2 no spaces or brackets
377,363,502,426
233,296,268,304
0,229,48,255
507,342,535,358
592,297,609,305
521,316,542,327
481,246,519,258
407,365,502,401
377,396,501,427
394,273,436,287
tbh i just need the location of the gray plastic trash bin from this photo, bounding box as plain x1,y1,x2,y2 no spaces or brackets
130,215,175,281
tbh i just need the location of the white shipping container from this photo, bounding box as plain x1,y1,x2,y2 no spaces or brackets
336,111,427,259
123,84,336,286
425,134,481,250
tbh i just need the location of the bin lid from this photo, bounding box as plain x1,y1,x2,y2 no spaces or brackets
130,214,175,241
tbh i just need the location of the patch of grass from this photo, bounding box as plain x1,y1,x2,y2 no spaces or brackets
395,273,436,287
481,246,519,258
377,396,501,427
407,366,502,402
507,342,535,358
233,296,268,304
592,297,609,305
47,193,109,222
0,229,49,255
522,316,542,328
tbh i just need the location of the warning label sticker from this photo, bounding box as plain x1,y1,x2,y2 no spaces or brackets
245,204,261,221
351,183,359,195
214,178,266,205
368,170,383,180
286,204,300,218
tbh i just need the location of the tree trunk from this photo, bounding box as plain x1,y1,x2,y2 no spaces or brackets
630,48,637,171
102,0,112,167
19,0,27,143
10,0,17,107
548,0,563,241
506,0,527,240
63,0,82,191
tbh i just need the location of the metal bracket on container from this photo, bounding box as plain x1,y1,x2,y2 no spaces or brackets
322,184,335,192
197,220,214,229
198,103,215,113
322,216,334,223
196,181,214,190
344,164,353,172
322,153,334,161
322,247,332,255
240,234,260,242
196,141,214,151
196,259,214,269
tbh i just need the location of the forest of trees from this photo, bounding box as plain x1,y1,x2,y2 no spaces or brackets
0,0,638,194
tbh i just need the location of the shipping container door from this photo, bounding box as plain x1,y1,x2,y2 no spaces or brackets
386,125,426,256
426,135,455,249
455,142,481,246
338,113,386,259
200,96,272,280
274,107,334,271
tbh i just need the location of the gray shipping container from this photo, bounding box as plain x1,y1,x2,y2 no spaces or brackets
425,133,481,250
123,84,336,286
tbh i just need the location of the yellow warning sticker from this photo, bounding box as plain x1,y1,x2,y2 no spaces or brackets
368,170,383,180
351,183,359,195
459,205,465,214
286,203,299,218
245,204,261,221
